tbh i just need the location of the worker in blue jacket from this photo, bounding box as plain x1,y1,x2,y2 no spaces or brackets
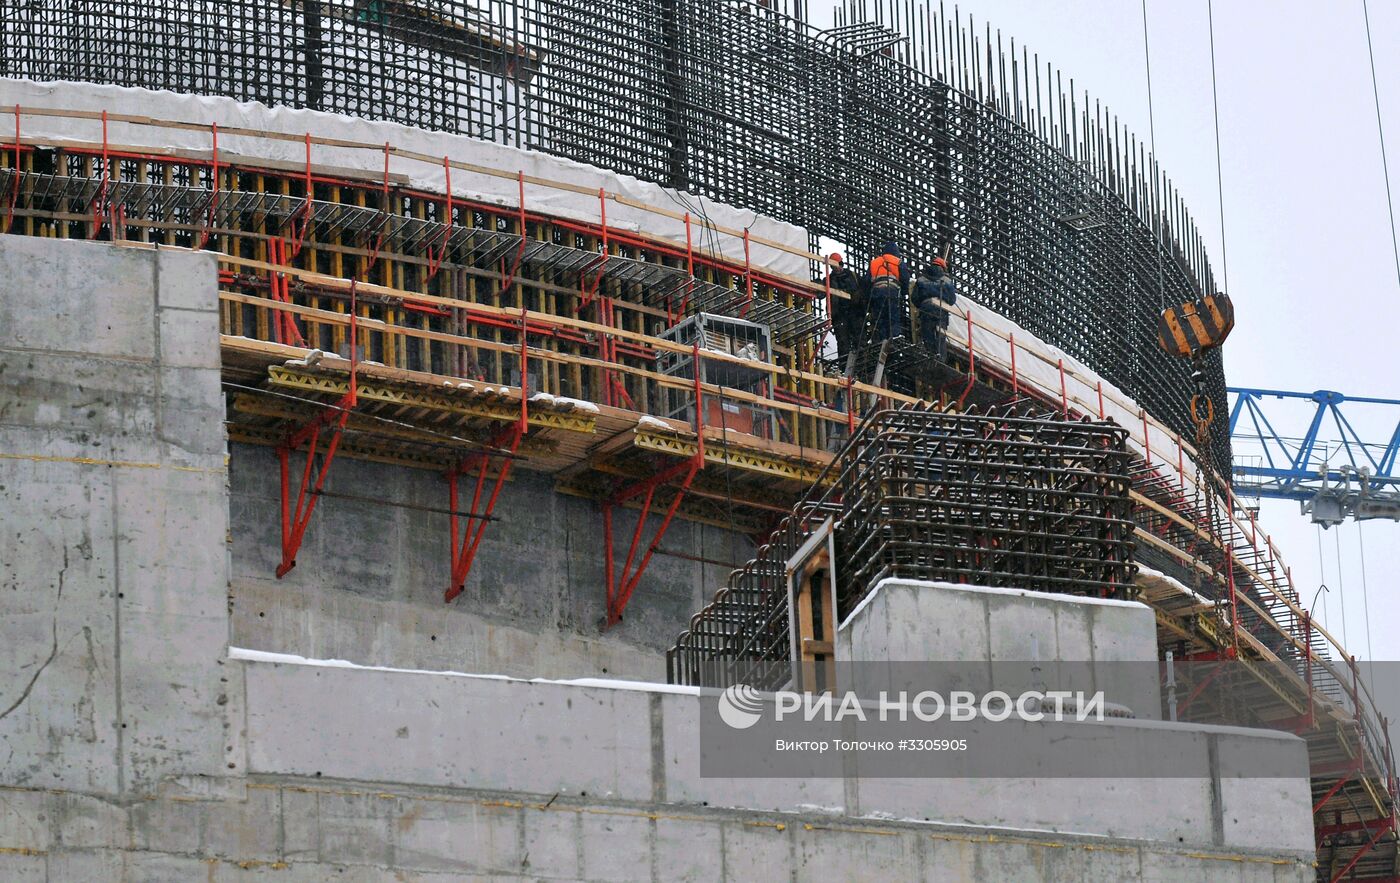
913,257,957,360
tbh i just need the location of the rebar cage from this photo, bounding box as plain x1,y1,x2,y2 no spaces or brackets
0,0,1229,476
666,403,1136,689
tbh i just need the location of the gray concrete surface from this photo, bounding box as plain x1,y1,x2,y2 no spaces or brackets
242,655,1315,858
0,773,1315,882
838,579,1164,718
230,444,749,681
0,236,234,798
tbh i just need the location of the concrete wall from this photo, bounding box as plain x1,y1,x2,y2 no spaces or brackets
0,772,1314,882
229,444,750,681
0,236,235,796
838,579,1163,719
240,654,1315,861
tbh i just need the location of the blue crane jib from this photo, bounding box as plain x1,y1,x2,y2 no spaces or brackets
1227,387,1400,527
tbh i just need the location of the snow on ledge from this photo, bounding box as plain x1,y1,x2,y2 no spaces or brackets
227,647,701,695
1136,565,1217,608
839,576,1150,632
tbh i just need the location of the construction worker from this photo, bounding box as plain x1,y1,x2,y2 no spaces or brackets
866,240,910,341
827,253,863,366
913,257,957,360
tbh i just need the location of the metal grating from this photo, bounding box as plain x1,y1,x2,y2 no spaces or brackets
666,403,1136,689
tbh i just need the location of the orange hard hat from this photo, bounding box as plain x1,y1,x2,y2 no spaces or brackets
829,252,843,264
932,256,947,268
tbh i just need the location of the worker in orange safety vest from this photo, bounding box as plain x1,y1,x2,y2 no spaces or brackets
865,240,911,340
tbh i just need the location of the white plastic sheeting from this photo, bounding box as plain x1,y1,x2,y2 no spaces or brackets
0,78,813,280
952,297,1199,494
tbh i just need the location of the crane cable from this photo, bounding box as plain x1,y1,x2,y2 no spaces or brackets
1362,0,1400,292
1139,0,1168,311
1333,525,1349,650
1356,522,1376,696
1314,524,1331,632
1205,0,1230,294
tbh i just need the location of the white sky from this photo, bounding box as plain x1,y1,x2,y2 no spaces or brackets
809,1,1400,662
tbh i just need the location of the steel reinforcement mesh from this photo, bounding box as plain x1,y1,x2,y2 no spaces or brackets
0,0,1230,476
665,405,1135,689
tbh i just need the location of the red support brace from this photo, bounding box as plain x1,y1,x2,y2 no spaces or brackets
444,421,524,603
739,228,754,318
1305,610,1315,730
1141,410,1151,464
267,237,307,348
4,105,20,235
287,133,315,259
426,155,456,280
580,187,609,307
1058,359,1068,415
846,376,856,434
1329,818,1392,882
89,110,111,240
1175,659,1227,719
275,281,359,578
1009,332,1018,396
681,211,694,317
197,123,219,250
1313,772,1353,815
1177,434,1185,495
1316,816,1395,839
443,308,531,602
365,142,391,272
601,341,706,627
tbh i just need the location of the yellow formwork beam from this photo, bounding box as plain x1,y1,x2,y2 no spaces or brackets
266,366,598,434
632,429,829,485
230,394,557,460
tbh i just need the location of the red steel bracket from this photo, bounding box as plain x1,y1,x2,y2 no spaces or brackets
443,421,524,603
4,105,21,235
602,456,701,628
579,187,609,308
268,237,307,348
602,342,706,627
365,143,391,272
275,281,360,578
286,133,315,259
425,155,455,280
1327,811,1392,882
196,122,219,250
444,307,532,603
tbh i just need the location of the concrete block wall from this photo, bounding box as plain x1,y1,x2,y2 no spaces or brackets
229,444,750,681
0,236,236,797
239,655,1316,860
0,774,1315,882
838,579,1164,718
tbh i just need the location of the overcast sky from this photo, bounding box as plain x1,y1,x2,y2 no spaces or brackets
810,1,1400,662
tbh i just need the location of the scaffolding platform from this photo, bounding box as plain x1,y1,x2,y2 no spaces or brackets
223,335,831,532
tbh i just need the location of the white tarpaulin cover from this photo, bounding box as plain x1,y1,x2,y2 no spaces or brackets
0,78,813,280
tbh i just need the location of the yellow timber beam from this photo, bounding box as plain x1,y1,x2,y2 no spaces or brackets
266,365,598,434
633,429,829,485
